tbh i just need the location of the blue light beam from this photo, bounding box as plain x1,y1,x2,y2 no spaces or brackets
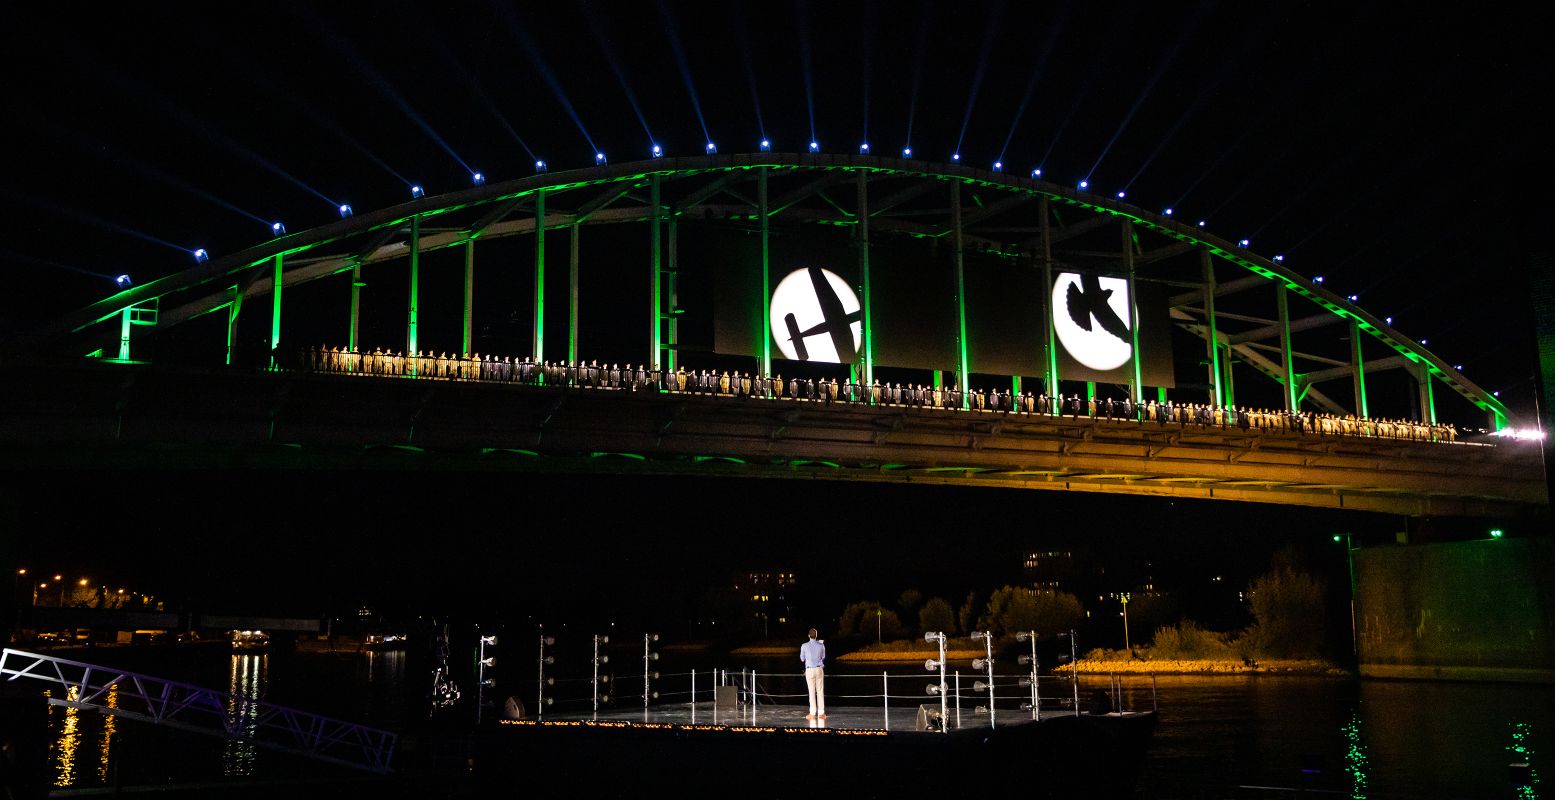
954,0,1007,158
1085,5,1206,180
494,4,600,156
659,0,712,145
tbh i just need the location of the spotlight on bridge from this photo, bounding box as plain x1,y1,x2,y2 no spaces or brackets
535,160,548,173
903,147,913,157
706,142,717,154
1311,274,1322,283
1078,179,1089,189
595,152,607,165
472,172,485,185
1116,191,1126,199
993,161,1003,172
809,141,820,153
115,274,132,288
1197,220,1207,227
1420,338,1428,344
1164,207,1174,215
1490,529,1505,539
1385,316,1394,325
1031,168,1042,178
652,144,663,158
271,221,286,236
760,139,771,152
1347,294,1358,302
951,152,961,162
1238,238,1250,247
411,185,425,199
1454,363,1462,370
1275,255,1287,263
859,142,870,154
193,248,209,263
339,204,353,218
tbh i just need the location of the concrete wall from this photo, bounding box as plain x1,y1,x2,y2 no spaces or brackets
1356,537,1555,682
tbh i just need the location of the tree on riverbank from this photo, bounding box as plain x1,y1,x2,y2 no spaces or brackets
976,586,1085,637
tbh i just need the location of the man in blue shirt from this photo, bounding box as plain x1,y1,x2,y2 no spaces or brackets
800,628,826,719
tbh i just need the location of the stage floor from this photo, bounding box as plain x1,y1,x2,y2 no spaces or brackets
538,700,1042,733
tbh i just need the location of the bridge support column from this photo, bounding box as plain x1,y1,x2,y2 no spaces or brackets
951,181,970,408
1414,361,1437,424
1040,197,1059,413
857,170,873,391
1123,220,1142,405
407,216,420,364
1350,320,1368,418
1277,283,1297,411
1201,249,1222,406
666,215,679,373
462,239,475,356
533,190,546,366
568,221,580,364
1222,342,1236,406
270,253,283,369
758,167,771,377
347,263,361,356
650,175,662,371
225,285,243,366
119,306,132,361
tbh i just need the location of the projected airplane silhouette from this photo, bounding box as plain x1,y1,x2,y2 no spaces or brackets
1066,273,1132,343
783,266,861,362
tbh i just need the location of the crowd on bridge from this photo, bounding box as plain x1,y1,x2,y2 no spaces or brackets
300,345,1458,443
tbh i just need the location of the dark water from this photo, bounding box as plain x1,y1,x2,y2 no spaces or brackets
30,646,1551,798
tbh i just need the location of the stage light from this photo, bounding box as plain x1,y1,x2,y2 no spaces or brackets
972,658,991,670
924,658,940,670
1015,632,1032,642
760,139,771,152
1238,238,1250,247
1018,655,1033,665
1454,363,1462,370
973,680,989,692
271,221,286,236
595,152,607,164
808,141,819,153
951,153,961,162
472,172,485,185
339,204,353,218
1031,168,1042,178
1385,316,1394,325
193,248,209,263
1197,220,1207,227
1347,294,1359,302
924,631,942,641
535,160,548,173
1275,255,1286,263
115,274,132,288
411,185,424,199
970,631,990,640
652,144,663,157
481,635,498,645
859,142,869,153
1078,179,1089,189
1420,338,1428,344
903,147,913,157
1164,207,1173,215
925,683,943,695
1116,191,1126,199
1492,390,1499,396
1490,529,1504,539
706,142,717,154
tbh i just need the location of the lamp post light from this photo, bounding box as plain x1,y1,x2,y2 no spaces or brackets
1120,594,1132,655
1335,533,1358,658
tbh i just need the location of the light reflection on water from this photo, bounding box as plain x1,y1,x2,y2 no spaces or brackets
222,653,267,777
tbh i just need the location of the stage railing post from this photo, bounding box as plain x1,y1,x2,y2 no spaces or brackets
883,671,889,729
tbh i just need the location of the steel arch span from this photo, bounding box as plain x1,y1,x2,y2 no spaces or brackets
12,153,1516,430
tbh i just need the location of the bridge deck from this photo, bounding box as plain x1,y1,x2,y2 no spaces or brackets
1,362,1544,516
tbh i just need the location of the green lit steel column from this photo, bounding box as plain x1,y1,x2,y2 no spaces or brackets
1350,320,1368,418
226,286,243,366
1040,198,1059,412
1123,220,1142,405
856,170,873,389
650,175,662,370
1201,249,1222,405
533,190,546,364
407,216,420,358
347,263,361,354
462,239,475,356
1277,283,1298,411
118,307,132,361
270,253,284,369
1415,362,1436,424
1222,342,1236,406
951,181,970,408
568,221,580,364
666,216,679,373
758,167,771,377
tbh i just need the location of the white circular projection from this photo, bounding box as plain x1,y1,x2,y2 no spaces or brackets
769,267,862,363
1052,272,1133,371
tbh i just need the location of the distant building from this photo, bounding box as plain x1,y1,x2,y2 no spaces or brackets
732,570,798,630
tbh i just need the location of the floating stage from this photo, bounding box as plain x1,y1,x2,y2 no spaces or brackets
474,701,1157,797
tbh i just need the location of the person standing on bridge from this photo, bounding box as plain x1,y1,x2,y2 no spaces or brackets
801,628,826,720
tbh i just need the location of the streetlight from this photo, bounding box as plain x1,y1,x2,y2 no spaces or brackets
1120,594,1132,655
1335,533,1358,658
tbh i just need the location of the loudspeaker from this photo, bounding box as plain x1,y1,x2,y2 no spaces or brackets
714,685,739,709
501,696,527,720
916,703,943,732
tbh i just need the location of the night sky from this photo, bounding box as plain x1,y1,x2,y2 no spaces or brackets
3,4,1549,631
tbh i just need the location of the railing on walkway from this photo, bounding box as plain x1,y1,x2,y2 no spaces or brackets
0,648,397,773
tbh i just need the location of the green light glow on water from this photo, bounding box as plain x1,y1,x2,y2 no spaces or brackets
1343,712,1371,800
1510,721,1539,799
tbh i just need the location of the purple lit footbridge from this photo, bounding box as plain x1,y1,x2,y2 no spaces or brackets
5,154,1545,517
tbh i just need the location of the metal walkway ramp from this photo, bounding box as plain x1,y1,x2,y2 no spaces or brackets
0,648,397,773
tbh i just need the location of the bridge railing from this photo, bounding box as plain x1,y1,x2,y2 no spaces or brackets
0,648,397,773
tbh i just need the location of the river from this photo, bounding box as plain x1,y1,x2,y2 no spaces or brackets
26,645,1551,798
